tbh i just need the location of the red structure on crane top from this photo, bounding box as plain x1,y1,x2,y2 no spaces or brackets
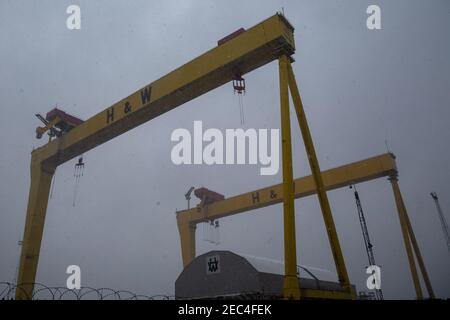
194,187,225,205
46,108,84,129
217,28,246,46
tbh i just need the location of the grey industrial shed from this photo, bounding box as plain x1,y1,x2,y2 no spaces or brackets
175,250,355,299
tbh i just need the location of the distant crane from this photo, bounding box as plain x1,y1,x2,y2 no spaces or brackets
350,185,384,300
430,192,450,253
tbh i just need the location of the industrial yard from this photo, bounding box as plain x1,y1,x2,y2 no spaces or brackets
0,1,449,302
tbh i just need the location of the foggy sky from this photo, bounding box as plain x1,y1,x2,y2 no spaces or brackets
1,0,449,299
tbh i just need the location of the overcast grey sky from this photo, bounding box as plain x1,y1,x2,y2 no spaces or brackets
1,0,449,299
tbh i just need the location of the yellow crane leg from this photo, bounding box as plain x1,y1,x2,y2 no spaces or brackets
389,175,423,299
279,55,301,299
286,61,353,296
176,220,196,268
399,184,435,298
16,154,55,300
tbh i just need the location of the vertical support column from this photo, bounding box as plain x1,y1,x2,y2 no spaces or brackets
16,153,55,300
177,219,197,268
389,175,423,299
399,185,435,298
279,55,301,299
286,62,353,296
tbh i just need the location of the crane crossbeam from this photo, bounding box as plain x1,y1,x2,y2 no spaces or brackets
33,14,295,170
176,153,397,267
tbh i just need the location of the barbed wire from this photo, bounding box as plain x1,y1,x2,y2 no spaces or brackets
0,282,174,300
1,282,297,300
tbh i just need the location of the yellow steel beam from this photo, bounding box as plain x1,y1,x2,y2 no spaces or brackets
16,153,55,299
287,61,352,295
389,176,423,299
17,13,295,299
176,153,397,266
278,55,300,299
177,153,397,224
32,14,295,169
399,185,435,298
177,221,197,270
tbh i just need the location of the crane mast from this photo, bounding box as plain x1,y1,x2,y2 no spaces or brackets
351,186,384,300
430,192,450,253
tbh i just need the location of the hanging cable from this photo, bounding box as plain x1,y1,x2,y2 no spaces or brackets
73,156,85,207
49,169,57,199
214,220,220,245
233,75,246,126
202,220,220,245
238,93,245,126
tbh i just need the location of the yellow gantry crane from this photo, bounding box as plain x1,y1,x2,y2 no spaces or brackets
176,153,435,300
17,13,433,300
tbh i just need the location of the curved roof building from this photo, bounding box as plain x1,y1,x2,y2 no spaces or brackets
175,250,355,299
